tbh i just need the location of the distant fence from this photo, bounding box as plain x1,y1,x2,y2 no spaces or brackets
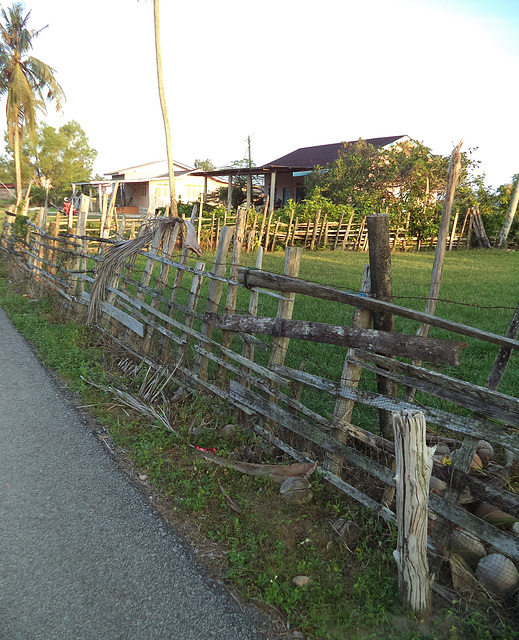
37,196,494,253
2,207,519,612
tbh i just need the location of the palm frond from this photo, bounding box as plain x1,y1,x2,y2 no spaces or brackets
87,217,202,325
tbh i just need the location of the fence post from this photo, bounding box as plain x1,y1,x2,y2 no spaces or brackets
367,213,397,439
175,260,206,366
324,265,372,475
333,211,345,250
196,226,234,382
241,246,264,376
268,245,303,369
309,210,321,251
341,210,354,250
393,410,434,616
216,207,247,386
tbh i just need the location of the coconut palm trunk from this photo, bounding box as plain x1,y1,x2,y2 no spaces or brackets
0,4,65,213
153,0,177,218
13,109,22,208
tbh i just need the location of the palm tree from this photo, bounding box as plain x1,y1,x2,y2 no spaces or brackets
0,3,64,210
152,0,177,217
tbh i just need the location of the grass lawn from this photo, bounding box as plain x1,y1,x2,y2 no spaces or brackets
1,220,519,639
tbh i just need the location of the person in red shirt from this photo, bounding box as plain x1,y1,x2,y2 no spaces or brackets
62,197,77,215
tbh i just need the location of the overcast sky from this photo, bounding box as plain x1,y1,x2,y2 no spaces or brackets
7,0,519,188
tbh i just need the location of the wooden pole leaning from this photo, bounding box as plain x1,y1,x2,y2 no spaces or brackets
406,142,462,402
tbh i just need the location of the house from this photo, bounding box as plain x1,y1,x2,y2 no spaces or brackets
263,135,413,206
192,135,413,212
72,160,226,215
0,182,15,201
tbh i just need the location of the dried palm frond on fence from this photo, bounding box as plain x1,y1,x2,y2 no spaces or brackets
87,217,201,325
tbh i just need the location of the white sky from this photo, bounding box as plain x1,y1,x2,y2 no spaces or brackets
7,0,519,188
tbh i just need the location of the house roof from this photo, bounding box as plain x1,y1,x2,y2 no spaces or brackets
265,135,410,169
104,159,194,181
192,136,411,178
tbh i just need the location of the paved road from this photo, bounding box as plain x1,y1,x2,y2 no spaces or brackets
0,308,264,640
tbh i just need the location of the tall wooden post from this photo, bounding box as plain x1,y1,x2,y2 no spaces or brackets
216,207,247,386
367,213,397,439
196,226,234,381
393,410,434,616
268,246,303,369
324,266,372,475
227,174,233,213
269,172,277,213
406,142,462,401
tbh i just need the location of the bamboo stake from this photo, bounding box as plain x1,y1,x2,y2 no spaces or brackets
285,210,294,247
342,210,354,249
318,212,327,246
310,210,321,251
270,218,281,251
448,208,459,251
456,207,471,250
263,207,274,251
333,210,345,250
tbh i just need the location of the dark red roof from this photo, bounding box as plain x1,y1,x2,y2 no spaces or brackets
265,136,409,169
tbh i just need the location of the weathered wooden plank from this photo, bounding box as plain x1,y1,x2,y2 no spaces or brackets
229,381,395,486
351,351,519,428
250,421,396,523
237,269,519,351
205,313,468,366
428,493,519,561
83,291,145,336
271,365,519,454
231,386,519,559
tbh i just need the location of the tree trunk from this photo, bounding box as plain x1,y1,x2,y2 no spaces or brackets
495,176,519,249
13,114,22,210
153,0,177,218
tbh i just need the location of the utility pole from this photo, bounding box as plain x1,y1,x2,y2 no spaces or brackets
247,135,252,209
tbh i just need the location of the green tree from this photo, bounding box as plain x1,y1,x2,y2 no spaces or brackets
304,139,491,243
33,121,97,204
194,158,215,171
0,2,64,209
0,120,97,205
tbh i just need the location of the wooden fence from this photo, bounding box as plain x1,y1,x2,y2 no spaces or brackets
39,198,493,254
2,208,519,610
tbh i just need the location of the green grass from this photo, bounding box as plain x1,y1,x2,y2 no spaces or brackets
1,241,519,639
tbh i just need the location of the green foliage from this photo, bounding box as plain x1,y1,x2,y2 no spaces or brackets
0,3,65,203
275,189,353,224
34,121,97,202
302,138,503,242
194,158,215,171
0,121,98,205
